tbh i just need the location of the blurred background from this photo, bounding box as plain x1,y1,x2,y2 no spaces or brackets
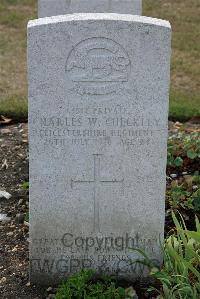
0,0,199,122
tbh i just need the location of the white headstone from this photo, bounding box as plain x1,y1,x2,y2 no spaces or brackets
28,14,171,285
38,0,142,18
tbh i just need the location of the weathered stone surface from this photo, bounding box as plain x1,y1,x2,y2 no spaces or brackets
38,0,142,18
28,14,171,285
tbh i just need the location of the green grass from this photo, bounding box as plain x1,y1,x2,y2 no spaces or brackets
169,93,200,121
0,0,36,121
0,0,199,121
0,96,27,121
144,0,200,120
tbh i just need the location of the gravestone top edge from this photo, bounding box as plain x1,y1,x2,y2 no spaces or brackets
28,13,171,29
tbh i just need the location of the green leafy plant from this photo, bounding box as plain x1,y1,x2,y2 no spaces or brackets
147,213,200,299
167,176,200,213
193,172,200,184
167,132,200,168
184,133,200,160
167,183,192,210
25,212,29,222
193,189,200,212
21,181,29,190
55,270,136,299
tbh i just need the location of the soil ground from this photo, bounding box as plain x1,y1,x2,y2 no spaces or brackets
0,123,46,298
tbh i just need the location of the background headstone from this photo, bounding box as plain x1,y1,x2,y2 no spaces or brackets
28,14,171,285
38,0,142,18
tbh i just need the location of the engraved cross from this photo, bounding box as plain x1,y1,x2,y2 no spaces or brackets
71,154,124,233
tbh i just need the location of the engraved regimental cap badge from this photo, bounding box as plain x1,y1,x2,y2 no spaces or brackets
66,37,131,96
